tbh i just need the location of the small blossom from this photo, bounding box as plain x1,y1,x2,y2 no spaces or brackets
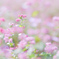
18,40,27,48
16,19,21,22
45,42,58,53
0,18,5,22
18,14,26,18
53,16,59,21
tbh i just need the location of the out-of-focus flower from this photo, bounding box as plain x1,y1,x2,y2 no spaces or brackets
16,18,21,22
18,52,28,59
53,16,59,21
0,18,5,22
45,42,58,53
18,40,27,48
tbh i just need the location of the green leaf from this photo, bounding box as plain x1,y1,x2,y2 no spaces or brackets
19,25,23,27
19,16,22,19
29,54,35,58
23,48,27,51
7,43,14,47
32,11,39,17
35,36,40,43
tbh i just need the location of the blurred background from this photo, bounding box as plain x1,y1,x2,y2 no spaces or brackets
0,0,59,59
0,0,59,19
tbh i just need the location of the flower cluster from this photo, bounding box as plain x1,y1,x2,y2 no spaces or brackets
0,0,59,59
0,15,35,59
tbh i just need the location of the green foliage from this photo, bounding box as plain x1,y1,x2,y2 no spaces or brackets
29,53,35,58
32,11,39,17
39,52,53,59
7,43,14,47
35,36,40,43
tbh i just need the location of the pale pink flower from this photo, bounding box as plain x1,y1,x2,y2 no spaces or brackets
18,53,28,59
8,38,13,43
4,37,9,43
18,14,26,18
18,40,27,48
25,37,35,41
18,33,28,40
53,16,59,21
45,42,58,53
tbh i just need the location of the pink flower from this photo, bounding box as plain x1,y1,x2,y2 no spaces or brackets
45,42,58,53
0,18,5,22
25,37,35,41
18,40,27,48
12,26,24,33
9,23,14,26
8,38,13,43
18,14,26,18
0,28,5,33
25,37,35,44
18,33,28,40
53,16,59,21
30,40,35,44
43,35,51,42
16,19,21,22
18,53,28,59
4,37,9,43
